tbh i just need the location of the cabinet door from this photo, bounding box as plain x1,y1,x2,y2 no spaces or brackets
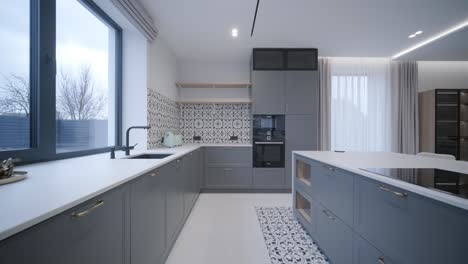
285,71,319,114
253,168,285,189
205,147,252,167
183,152,198,217
316,207,353,264
252,49,285,70
166,159,185,245
353,234,389,264
252,71,285,114
285,115,319,188
131,169,166,264
205,167,252,189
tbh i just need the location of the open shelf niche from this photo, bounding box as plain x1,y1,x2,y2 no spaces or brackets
296,159,311,186
295,191,312,223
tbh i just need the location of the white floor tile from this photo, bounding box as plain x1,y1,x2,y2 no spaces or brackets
166,193,292,264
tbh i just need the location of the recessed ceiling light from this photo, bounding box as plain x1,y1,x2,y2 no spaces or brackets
415,30,423,35
408,34,416,38
231,28,239,38
392,20,468,59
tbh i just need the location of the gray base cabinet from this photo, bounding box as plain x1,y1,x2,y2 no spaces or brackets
293,154,468,264
205,167,252,189
130,168,166,264
253,168,285,189
0,187,128,264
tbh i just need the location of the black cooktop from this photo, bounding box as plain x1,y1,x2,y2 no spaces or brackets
360,168,468,199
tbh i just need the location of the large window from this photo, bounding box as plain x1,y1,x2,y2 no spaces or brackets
330,58,393,152
0,0,122,163
0,1,31,151
56,0,117,153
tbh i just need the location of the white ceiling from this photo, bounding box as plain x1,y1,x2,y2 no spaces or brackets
139,0,468,62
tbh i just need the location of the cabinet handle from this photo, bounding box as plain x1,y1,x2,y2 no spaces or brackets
322,165,335,172
150,170,159,177
322,210,336,220
224,168,233,171
176,159,181,163
71,200,104,219
377,257,385,264
379,185,408,198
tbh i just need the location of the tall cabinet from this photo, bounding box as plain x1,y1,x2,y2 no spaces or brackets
420,89,468,160
251,48,320,190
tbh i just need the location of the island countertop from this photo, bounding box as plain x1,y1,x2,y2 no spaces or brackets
293,151,468,211
0,144,251,242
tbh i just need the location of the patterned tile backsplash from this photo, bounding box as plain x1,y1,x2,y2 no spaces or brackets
180,103,251,144
147,90,180,148
147,90,251,148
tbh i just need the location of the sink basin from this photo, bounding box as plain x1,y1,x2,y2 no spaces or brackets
127,153,173,159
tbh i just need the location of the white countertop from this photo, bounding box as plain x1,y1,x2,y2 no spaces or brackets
0,143,251,241
293,151,468,211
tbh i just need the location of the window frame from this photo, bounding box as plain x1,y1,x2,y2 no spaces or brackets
0,0,123,164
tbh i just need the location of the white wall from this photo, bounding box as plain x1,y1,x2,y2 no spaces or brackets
147,37,178,100
177,60,250,101
418,61,468,92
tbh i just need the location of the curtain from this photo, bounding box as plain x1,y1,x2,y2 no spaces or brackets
329,58,396,152
319,58,331,150
394,61,419,154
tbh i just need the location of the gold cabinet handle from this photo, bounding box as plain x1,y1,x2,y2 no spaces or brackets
71,200,104,219
379,185,408,198
377,256,385,264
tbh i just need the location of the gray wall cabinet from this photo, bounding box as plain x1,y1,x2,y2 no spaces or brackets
285,71,319,115
0,186,128,264
293,154,468,264
285,115,319,189
130,168,166,264
252,71,286,114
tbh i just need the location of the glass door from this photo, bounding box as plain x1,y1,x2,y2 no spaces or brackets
460,90,468,160
435,90,458,158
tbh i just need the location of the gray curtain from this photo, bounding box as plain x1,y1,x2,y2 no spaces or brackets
394,61,419,154
319,58,331,150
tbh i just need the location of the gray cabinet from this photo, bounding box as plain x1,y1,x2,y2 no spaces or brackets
353,234,389,264
285,115,319,188
183,151,199,217
252,71,285,114
253,168,285,189
204,147,253,190
354,176,468,264
165,158,185,245
285,71,319,115
205,167,252,189
0,187,128,264
130,168,166,264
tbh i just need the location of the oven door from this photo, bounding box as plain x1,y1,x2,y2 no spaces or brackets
253,141,285,168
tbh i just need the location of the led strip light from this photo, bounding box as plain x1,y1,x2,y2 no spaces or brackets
392,19,468,59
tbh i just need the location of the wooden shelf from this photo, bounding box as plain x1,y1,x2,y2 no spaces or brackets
176,82,251,89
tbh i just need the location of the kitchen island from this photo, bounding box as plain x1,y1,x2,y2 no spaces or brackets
293,151,468,264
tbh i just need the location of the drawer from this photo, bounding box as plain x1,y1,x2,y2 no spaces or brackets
205,167,252,189
353,234,395,264
253,168,285,189
316,205,353,264
205,147,252,166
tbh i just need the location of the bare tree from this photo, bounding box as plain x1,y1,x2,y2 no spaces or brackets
57,65,106,120
0,74,30,116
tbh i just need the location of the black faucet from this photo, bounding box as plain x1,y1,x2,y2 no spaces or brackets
125,126,151,156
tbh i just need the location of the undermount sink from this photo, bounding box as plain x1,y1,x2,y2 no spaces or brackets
127,153,173,159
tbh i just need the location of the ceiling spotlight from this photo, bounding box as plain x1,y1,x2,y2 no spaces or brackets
408,34,416,38
415,31,423,35
231,28,239,38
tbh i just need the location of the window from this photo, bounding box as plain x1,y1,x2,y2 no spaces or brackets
0,0,122,163
56,0,117,153
330,59,393,152
0,0,31,151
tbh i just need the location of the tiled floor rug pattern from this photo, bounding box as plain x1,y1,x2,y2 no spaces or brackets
255,207,329,264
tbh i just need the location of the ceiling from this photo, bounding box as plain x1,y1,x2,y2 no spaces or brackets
139,0,468,62
398,26,468,61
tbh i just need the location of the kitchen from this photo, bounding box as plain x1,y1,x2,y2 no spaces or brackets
1,0,468,264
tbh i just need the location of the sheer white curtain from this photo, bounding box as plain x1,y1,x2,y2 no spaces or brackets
330,58,396,152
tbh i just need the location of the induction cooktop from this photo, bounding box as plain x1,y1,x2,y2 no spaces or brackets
360,168,468,199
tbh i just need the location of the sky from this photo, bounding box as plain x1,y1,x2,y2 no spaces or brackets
0,0,112,116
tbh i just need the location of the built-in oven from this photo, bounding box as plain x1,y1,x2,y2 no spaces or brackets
253,115,285,168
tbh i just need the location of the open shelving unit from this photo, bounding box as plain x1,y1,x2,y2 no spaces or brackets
295,191,312,223
296,159,312,186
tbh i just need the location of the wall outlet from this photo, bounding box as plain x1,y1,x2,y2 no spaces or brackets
230,136,238,141
193,136,201,141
